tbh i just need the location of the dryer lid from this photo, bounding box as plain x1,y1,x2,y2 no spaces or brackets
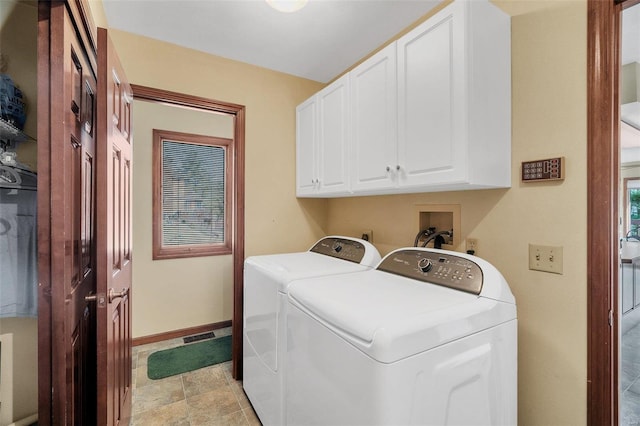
245,251,374,293
288,258,516,363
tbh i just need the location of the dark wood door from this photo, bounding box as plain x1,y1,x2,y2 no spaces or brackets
96,27,134,426
38,3,133,424
38,1,99,423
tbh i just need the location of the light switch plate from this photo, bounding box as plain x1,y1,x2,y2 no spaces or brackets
529,244,563,274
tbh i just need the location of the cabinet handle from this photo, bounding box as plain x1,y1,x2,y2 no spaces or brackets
386,166,391,173
396,165,401,171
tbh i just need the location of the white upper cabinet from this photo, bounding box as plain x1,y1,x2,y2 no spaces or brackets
296,74,350,196
295,96,317,196
397,3,464,188
296,0,511,198
396,0,511,192
317,75,350,195
350,43,398,193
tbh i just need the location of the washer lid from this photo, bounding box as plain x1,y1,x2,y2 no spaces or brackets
288,269,516,363
245,252,374,293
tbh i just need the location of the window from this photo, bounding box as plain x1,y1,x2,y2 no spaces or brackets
625,178,640,240
153,129,233,259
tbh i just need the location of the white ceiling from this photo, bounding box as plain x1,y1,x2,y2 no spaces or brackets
102,0,441,83
102,0,640,80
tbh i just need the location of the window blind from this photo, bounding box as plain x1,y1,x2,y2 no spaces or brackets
161,140,226,246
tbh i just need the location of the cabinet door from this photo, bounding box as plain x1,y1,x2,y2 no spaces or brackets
296,96,317,196
623,263,634,314
350,44,397,193
397,2,467,188
317,75,350,195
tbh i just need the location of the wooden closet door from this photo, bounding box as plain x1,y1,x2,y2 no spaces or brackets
96,27,134,426
39,1,99,423
39,3,133,424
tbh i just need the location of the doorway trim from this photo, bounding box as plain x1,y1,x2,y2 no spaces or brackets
131,84,246,379
587,0,640,424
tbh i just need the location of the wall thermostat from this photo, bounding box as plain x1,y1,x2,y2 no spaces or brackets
521,157,565,182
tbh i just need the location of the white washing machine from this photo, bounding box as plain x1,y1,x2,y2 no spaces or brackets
243,236,381,426
286,247,517,425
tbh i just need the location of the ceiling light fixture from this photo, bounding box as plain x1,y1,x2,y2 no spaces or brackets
266,0,308,13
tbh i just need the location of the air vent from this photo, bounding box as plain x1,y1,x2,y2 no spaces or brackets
183,331,215,344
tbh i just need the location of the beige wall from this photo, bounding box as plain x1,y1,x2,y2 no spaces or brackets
0,318,38,424
0,1,38,423
326,1,587,424
91,0,587,423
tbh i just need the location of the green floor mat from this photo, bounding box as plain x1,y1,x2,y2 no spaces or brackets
147,335,232,380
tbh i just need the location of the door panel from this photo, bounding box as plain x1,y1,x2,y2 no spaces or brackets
65,8,98,425
44,2,98,423
40,3,133,425
97,27,133,426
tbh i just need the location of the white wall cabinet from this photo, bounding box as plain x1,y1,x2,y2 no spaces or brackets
297,0,511,198
296,74,350,196
350,44,398,193
296,96,317,195
394,0,511,193
396,2,465,189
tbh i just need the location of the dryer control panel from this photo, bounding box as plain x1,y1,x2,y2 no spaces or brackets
310,237,366,264
377,249,484,295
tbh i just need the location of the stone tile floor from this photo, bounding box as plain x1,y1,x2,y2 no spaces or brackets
131,327,261,425
622,323,640,426
132,324,640,425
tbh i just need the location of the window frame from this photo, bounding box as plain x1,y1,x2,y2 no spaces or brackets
152,128,234,260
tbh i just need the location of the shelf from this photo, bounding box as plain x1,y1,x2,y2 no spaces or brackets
0,117,33,144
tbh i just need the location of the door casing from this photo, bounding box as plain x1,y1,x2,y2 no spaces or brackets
587,0,640,424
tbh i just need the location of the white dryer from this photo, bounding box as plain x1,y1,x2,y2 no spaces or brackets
286,247,517,425
243,236,381,426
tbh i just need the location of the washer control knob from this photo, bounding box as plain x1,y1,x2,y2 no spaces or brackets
332,242,343,253
418,258,433,273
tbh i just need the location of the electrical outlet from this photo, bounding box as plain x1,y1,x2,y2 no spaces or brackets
529,244,563,274
361,230,373,243
466,238,478,254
